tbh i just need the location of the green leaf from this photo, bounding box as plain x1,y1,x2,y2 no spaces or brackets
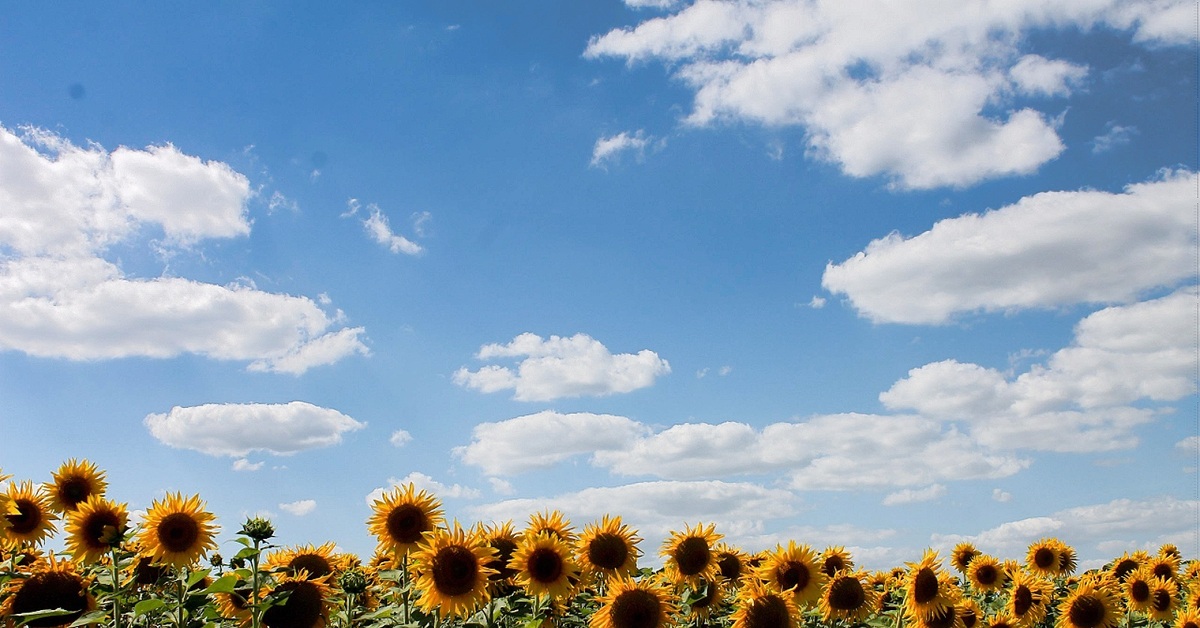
185,567,211,588
199,573,240,595
13,607,79,625
232,546,261,561
133,598,167,616
68,610,108,626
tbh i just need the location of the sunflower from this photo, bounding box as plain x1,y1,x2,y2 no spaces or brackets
820,546,855,578
1055,576,1121,628
366,483,444,557
819,569,879,623
64,494,128,563
714,544,749,584
0,469,14,537
264,541,349,581
987,614,1022,628
661,523,722,587
577,515,641,581
1183,581,1200,612
590,575,678,628
1110,551,1149,583
1056,542,1078,576
967,554,1008,593
1176,609,1200,628
511,530,581,601
136,492,218,569
409,522,497,618
731,577,801,628
480,520,521,587
525,510,578,544
755,541,826,607
1149,553,1181,582
260,572,334,628
1147,575,1180,622
1159,544,1183,560
1006,570,1053,628
0,554,95,627
43,459,108,514
684,577,728,621
1026,539,1063,578
917,601,966,628
2,481,59,548
904,550,955,621
213,580,254,628
952,543,980,574
1125,567,1155,612
959,598,984,628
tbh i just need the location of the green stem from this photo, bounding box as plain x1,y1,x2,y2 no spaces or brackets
251,538,262,628
177,567,186,628
402,553,411,625
110,547,122,628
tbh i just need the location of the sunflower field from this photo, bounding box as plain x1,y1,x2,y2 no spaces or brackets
2,461,1198,628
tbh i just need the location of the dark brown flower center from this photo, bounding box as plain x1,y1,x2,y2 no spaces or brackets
290,554,333,579
487,537,518,580
1033,548,1056,570
913,568,939,604
717,553,743,580
1012,586,1033,616
827,575,865,611
744,594,791,628
1112,559,1138,581
974,565,998,586
823,556,847,577
925,606,958,628
8,498,42,534
10,571,88,627
777,562,811,594
431,545,480,596
386,504,431,545
1151,589,1171,612
1152,564,1173,580
961,606,978,628
133,556,168,585
588,533,630,570
57,477,94,510
1129,580,1150,603
528,547,564,583
262,581,324,628
82,510,122,549
675,537,711,576
610,589,663,628
1067,594,1108,628
954,550,978,571
158,512,201,553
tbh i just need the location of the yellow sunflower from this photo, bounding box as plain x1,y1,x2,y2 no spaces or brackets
1056,542,1078,576
510,530,581,601
410,522,497,618
1149,553,1181,582
1147,575,1180,622
136,492,218,569
731,577,801,628
1026,539,1063,578
44,459,108,514
819,569,880,623
259,572,334,628
904,550,955,621
684,577,728,621
714,543,749,584
1184,581,1200,612
264,541,348,581
820,545,855,578
967,554,1008,593
577,515,641,581
661,523,722,587
366,483,444,557
917,601,966,628
1055,576,1121,628
525,509,578,544
755,541,826,607
0,469,14,538
1125,566,1155,612
1110,551,1150,583
987,613,1022,628
64,494,128,563
1175,609,1200,628
213,580,254,628
480,520,521,588
1006,569,1053,628
2,481,59,548
959,598,984,628
952,543,980,574
590,575,678,628
0,554,95,626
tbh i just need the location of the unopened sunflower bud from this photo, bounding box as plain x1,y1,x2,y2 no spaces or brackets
240,516,275,542
339,568,368,595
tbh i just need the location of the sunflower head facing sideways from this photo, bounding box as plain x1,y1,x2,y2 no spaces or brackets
820,546,855,578
64,494,128,563
1006,569,1053,628
136,492,219,569
264,541,350,581
951,543,980,574
904,549,955,622
2,481,59,549
367,483,445,557
44,459,108,514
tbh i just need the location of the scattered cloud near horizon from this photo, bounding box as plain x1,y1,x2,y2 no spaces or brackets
144,401,366,457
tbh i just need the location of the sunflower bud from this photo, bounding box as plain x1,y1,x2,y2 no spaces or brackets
240,516,275,542
339,568,368,595
210,553,224,568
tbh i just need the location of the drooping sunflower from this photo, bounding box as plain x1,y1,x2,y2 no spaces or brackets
904,550,955,622
819,569,880,623
525,509,578,544
1054,576,1121,628
967,554,1008,593
2,481,59,548
684,577,728,621
951,543,980,574
1006,569,1053,628
1159,543,1183,560
259,572,335,628
916,600,966,628
136,492,218,569
0,554,95,627
714,543,749,584
1147,575,1180,622
1056,542,1078,576
64,494,128,563
510,530,581,601
44,459,108,514
1175,609,1200,628
409,522,497,618
480,520,521,588
264,541,349,581
820,546,855,578
213,580,254,628
755,541,826,607
1124,566,1155,612
661,523,722,587
1025,539,1063,578
590,575,678,628
577,515,641,581
366,483,444,557
731,577,801,628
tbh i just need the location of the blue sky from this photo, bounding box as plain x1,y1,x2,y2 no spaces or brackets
1,1,1196,570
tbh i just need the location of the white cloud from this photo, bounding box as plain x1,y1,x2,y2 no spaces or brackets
992,488,1013,502
584,0,1193,188
453,332,671,401
1177,436,1199,453
389,429,413,447
279,499,317,516
232,458,264,472
1092,123,1138,153
0,125,368,374
881,288,1197,451
454,410,650,475
590,130,656,168
144,401,366,457
808,296,826,309
823,170,1197,324
365,472,481,505
362,202,423,255
883,484,947,506
489,477,516,495
624,0,682,8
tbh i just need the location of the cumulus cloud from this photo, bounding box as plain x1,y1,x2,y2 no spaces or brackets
365,471,481,504
453,332,671,401
0,124,369,374
389,429,413,447
584,0,1192,188
822,170,1197,324
590,130,657,168
144,401,366,457
232,458,264,472
883,484,947,506
454,410,651,475
279,499,317,516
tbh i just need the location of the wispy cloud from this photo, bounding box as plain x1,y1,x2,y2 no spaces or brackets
279,499,317,516
344,198,424,255
590,130,659,168
1091,123,1139,153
